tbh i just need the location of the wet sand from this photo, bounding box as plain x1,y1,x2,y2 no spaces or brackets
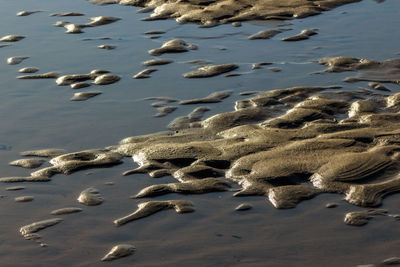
0,0,400,266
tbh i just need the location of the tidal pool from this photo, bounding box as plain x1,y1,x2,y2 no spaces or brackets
0,0,400,266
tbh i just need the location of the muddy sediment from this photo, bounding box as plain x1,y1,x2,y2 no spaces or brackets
15,196,34,202
133,69,157,79
142,58,173,66
50,207,83,215
114,200,195,226
183,64,238,78
344,209,387,226
77,187,104,206
9,158,45,169
180,90,232,104
108,82,400,211
7,56,29,65
89,0,361,26
248,29,288,40
58,16,121,34
318,57,400,84
16,11,42,16
7,77,400,212
20,218,63,236
18,67,39,73
1,0,400,265
17,72,59,79
148,39,194,56
101,244,136,261
282,29,318,41
0,35,25,42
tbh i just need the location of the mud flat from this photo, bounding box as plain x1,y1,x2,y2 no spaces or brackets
0,0,400,266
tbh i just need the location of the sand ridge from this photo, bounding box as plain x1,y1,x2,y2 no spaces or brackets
89,0,361,26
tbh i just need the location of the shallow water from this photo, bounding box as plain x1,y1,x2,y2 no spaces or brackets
0,0,400,266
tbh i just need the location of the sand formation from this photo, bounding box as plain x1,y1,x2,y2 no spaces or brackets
0,0,396,265
3,57,400,216
89,0,361,27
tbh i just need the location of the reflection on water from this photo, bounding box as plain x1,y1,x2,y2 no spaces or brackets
0,0,399,266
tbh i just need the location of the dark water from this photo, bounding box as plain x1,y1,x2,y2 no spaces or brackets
0,0,400,266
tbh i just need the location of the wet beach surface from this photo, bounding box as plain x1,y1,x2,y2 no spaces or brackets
0,0,400,266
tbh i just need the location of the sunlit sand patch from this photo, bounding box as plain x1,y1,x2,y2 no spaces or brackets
235,203,252,211
7,56,29,65
50,207,83,215
344,209,387,226
78,187,104,206
90,69,111,75
154,106,178,117
89,0,361,26
60,16,121,34
70,82,91,89
133,68,157,79
167,106,210,130
325,202,338,208
53,21,70,27
50,12,85,17
0,150,123,182
114,200,194,226
93,74,120,85
87,16,121,26
40,150,122,177
101,244,136,261
148,39,195,56
18,67,39,73
0,35,25,42
20,218,63,241
282,29,318,41
64,24,84,34
183,64,238,78
98,44,116,50
5,186,25,191
21,148,66,158
133,178,231,197
180,90,232,104
16,11,42,16
251,62,272,70
100,82,400,214
142,58,173,66
318,57,400,84
15,196,34,202
9,158,45,169
383,257,400,265
248,29,288,40
56,72,119,86
0,176,51,183
17,72,59,79
6,69,400,230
